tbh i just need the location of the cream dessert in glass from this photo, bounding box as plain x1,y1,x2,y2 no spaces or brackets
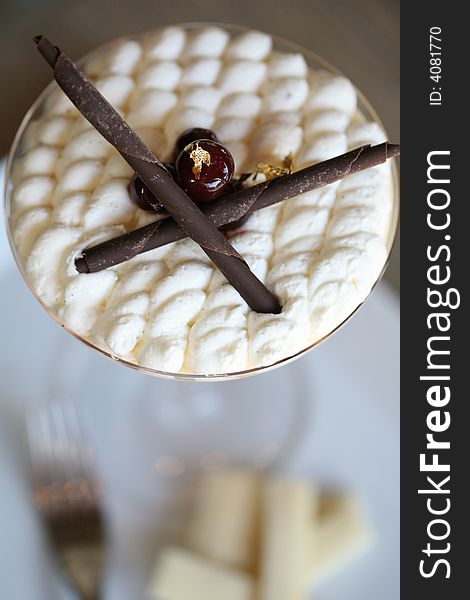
4,24,399,380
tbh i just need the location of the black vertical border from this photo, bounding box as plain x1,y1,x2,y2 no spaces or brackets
401,2,466,596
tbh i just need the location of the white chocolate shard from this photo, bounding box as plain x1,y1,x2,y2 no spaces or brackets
185,470,261,570
259,478,318,600
306,492,375,586
147,547,254,600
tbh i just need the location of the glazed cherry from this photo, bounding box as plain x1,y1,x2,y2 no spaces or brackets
175,128,219,156
129,174,166,213
175,139,235,203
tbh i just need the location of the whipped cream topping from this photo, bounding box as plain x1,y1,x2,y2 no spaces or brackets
9,26,395,375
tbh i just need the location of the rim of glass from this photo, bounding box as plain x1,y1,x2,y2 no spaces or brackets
3,22,400,382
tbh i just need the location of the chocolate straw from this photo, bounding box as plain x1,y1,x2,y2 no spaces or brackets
34,35,281,314
75,142,400,273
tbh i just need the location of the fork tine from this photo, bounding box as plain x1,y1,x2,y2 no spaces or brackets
26,398,105,600
52,401,82,481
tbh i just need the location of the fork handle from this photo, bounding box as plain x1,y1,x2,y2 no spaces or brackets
61,544,103,600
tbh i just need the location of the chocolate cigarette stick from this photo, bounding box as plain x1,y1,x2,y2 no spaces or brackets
34,35,280,314
75,142,399,273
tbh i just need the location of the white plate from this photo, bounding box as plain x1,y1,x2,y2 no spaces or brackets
0,160,399,599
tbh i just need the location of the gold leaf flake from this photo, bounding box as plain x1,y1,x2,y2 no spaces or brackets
189,142,211,179
251,155,295,181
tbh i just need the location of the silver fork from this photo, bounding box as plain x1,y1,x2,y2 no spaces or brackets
26,399,106,600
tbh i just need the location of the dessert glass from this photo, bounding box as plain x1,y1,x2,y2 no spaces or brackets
3,23,399,381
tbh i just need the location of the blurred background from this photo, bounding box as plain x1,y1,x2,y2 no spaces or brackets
1,2,399,599
0,0,399,289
